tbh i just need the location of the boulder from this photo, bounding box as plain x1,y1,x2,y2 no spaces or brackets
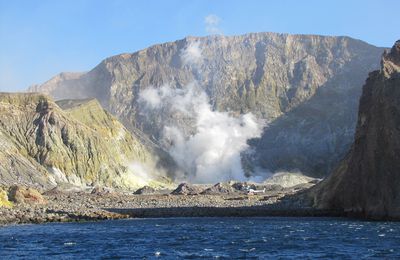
200,183,235,195
134,186,156,195
0,188,13,208
8,185,47,204
91,185,114,195
171,183,202,195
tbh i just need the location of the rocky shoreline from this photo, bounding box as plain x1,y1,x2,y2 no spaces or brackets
0,182,335,226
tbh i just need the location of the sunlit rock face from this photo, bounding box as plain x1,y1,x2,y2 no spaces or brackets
0,93,169,190
29,32,384,178
313,40,400,219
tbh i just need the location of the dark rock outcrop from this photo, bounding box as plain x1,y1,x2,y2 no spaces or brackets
231,182,257,191
200,182,235,195
313,40,400,219
171,183,203,195
134,186,156,195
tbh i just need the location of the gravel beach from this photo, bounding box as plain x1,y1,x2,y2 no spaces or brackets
0,182,340,226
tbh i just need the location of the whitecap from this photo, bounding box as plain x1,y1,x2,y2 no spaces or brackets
239,248,256,252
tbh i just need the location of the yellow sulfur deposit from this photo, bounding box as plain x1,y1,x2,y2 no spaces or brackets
0,188,13,208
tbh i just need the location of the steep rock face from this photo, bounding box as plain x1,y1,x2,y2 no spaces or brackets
313,41,400,219
28,33,384,177
0,93,167,190
29,72,85,95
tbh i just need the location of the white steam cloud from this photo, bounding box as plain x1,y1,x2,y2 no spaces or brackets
204,14,222,35
139,40,264,183
139,83,264,183
181,41,203,66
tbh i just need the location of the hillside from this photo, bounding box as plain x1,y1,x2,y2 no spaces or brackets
0,93,169,190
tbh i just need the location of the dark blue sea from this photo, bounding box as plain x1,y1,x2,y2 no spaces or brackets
0,217,399,259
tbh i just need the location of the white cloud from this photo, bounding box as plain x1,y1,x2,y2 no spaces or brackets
204,14,222,35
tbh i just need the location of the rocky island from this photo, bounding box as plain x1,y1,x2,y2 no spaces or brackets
1,35,399,224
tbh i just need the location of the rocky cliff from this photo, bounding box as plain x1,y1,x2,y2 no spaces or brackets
313,40,400,219
0,93,168,190
28,33,384,177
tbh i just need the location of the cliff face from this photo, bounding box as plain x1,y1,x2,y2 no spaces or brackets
0,93,168,190
313,41,400,219
28,33,384,177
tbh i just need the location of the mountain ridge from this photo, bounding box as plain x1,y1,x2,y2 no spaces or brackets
28,32,385,178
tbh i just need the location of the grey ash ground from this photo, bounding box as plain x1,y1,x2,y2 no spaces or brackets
0,181,325,225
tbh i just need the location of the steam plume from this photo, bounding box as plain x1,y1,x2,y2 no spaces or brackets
181,41,202,66
139,83,264,183
204,14,222,35
139,40,264,183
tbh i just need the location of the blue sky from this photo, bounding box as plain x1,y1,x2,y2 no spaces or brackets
0,0,398,91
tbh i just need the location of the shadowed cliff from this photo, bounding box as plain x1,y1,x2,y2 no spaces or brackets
311,40,400,219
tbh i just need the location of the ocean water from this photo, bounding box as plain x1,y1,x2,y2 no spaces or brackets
0,217,399,259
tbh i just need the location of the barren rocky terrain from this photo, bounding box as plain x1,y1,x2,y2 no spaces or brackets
0,181,323,226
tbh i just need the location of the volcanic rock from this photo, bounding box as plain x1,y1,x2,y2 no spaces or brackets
312,40,400,219
171,183,203,195
200,182,235,195
0,188,12,208
0,93,167,189
29,33,384,177
8,185,47,204
134,186,156,195
91,185,114,195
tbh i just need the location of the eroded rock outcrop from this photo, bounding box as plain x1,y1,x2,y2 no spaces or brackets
200,182,235,195
0,188,12,208
171,183,203,195
313,40,400,219
0,93,168,190
134,185,156,195
8,185,47,204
